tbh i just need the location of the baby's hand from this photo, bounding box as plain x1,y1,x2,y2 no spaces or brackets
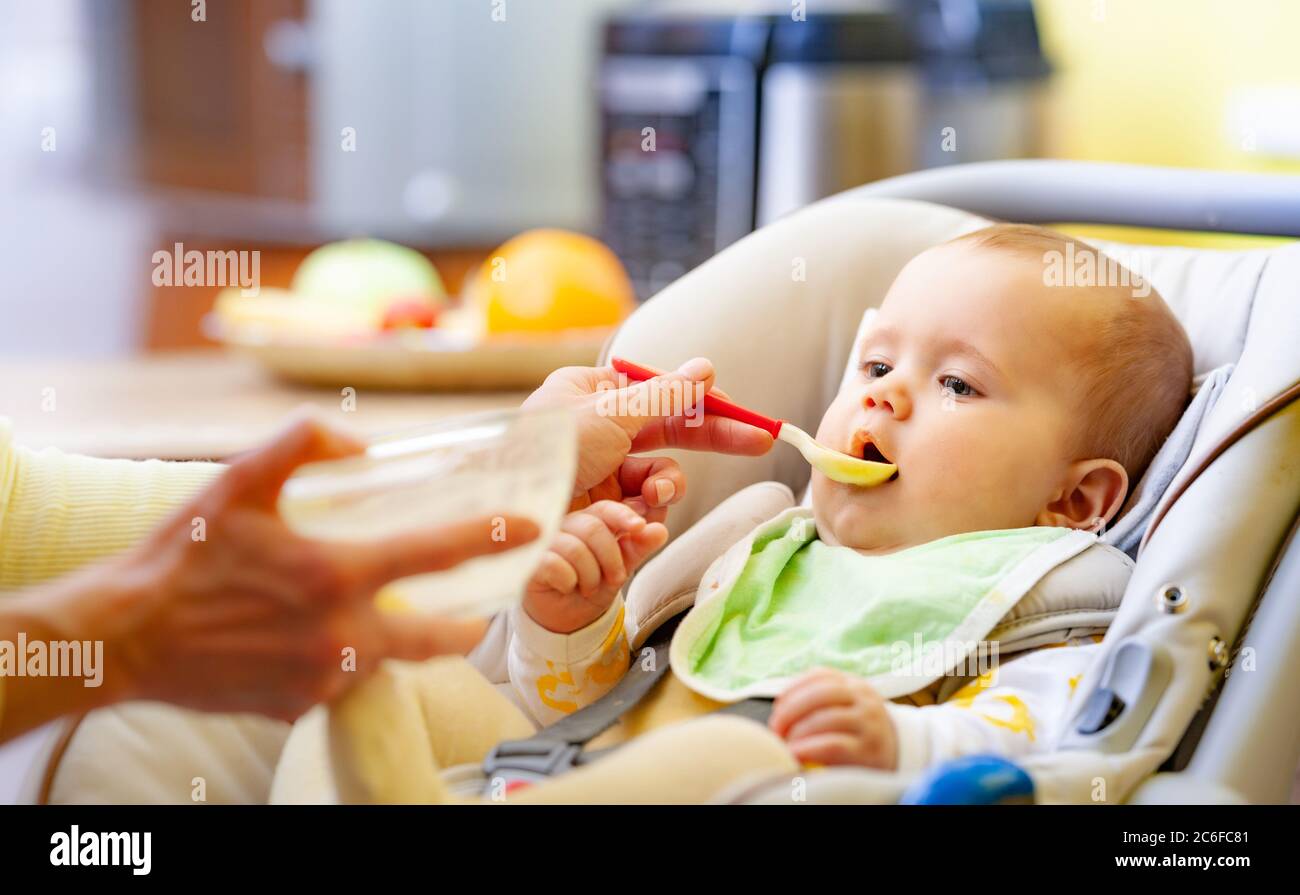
523,500,668,634
769,668,898,770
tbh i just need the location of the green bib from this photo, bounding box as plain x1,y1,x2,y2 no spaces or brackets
670,512,1091,701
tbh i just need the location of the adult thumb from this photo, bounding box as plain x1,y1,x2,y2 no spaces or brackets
227,409,366,508
606,356,716,437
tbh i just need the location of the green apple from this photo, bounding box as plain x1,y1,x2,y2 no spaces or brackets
292,239,446,318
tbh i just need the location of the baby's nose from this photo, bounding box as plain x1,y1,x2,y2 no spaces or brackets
863,387,910,420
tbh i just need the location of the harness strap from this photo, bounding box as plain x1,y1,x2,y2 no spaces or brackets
481,613,774,786
482,613,681,784
711,696,775,725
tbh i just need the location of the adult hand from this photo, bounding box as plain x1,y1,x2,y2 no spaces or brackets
6,414,539,733
521,357,774,522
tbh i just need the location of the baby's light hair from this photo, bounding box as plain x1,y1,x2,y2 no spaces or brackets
947,223,1194,498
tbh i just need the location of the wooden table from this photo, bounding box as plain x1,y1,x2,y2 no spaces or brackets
0,351,530,460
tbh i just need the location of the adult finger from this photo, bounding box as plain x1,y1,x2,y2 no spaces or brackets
598,357,717,438
530,364,620,401
597,360,734,401
529,361,733,417
629,414,774,456
617,456,686,509
226,411,367,509
344,514,540,595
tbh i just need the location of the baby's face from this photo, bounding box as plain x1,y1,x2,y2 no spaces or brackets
813,242,1101,553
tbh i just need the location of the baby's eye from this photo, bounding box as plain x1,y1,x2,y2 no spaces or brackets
862,361,892,379
939,375,977,397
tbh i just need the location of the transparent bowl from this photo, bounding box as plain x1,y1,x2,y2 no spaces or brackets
278,406,577,617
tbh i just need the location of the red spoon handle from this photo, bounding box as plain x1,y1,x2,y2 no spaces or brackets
609,357,784,439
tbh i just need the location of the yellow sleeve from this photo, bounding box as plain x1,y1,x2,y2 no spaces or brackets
0,419,224,591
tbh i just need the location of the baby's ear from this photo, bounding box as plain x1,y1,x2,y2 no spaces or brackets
1035,459,1128,532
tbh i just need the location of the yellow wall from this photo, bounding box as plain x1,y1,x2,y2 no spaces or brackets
1031,0,1300,246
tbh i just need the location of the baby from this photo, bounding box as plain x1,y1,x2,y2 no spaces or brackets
513,223,1193,772
276,223,1195,803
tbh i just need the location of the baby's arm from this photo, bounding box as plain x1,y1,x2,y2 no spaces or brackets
769,641,1102,771
885,641,1102,771
507,501,667,726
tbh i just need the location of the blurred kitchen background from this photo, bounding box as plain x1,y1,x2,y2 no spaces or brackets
1,0,1298,452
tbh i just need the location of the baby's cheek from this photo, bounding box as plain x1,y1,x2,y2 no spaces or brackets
918,436,1021,519
815,397,856,446
922,436,991,492
946,431,1056,523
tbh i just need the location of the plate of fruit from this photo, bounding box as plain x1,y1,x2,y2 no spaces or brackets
206,230,636,390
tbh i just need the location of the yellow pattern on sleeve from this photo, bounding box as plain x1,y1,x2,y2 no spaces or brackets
583,604,628,687
533,605,629,714
948,673,1037,741
536,661,579,715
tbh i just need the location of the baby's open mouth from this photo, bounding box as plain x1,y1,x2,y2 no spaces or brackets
851,431,900,482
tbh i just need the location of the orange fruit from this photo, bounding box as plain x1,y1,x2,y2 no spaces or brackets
472,229,635,334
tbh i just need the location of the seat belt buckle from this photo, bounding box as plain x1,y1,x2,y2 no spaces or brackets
482,739,582,790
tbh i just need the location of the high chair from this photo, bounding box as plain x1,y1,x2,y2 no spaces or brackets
601,160,1300,804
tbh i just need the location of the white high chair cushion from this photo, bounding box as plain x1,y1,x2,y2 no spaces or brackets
1085,240,1269,379
988,538,1134,650
1101,362,1234,558
624,480,796,651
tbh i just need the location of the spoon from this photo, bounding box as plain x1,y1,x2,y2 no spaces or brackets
609,357,897,487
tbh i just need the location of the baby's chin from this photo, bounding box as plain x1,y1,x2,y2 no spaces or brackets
811,480,972,555
811,472,901,547
811,500,904,554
